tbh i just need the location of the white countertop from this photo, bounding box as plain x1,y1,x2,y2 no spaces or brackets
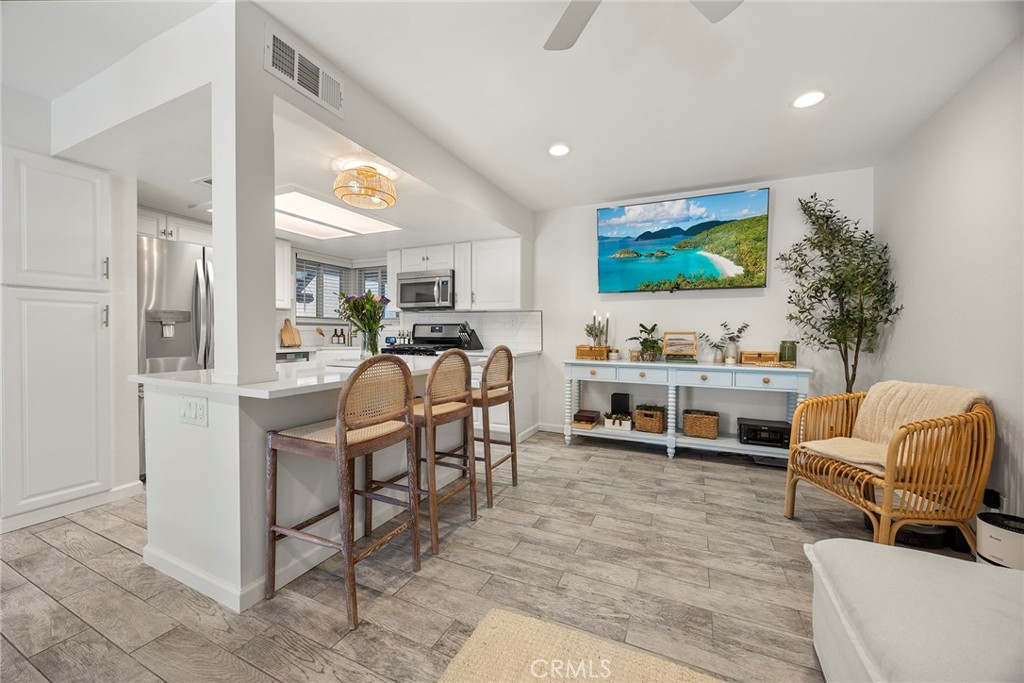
276,346,541,358
130,355,491,399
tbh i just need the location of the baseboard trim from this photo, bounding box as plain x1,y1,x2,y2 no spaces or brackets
144,544,248,613
537,422,564,434
0,481,145,533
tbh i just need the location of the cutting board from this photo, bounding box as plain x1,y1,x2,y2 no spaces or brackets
280,319,302,348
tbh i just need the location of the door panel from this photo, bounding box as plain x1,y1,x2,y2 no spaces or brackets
2,288,111,516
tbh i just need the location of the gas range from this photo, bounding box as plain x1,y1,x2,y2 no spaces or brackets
382,322,482,357
382,344,458,357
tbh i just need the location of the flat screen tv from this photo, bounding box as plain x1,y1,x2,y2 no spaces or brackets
597,187,770,293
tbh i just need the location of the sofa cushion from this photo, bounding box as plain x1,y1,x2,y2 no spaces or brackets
851,380,988,444
805,538,1024,683
799,437,888,476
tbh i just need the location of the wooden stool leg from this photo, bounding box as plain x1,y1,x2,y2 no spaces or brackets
405,432,422,572
337,454,357,630
265,440,278,599
426,424,440,555
507,393,518,488
465,414,478,521
364,453,373,538
481,402,495,508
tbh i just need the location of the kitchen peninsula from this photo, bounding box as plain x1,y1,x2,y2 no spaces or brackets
130,351,535,614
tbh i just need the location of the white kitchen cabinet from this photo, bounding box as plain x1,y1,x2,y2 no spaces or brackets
275,239,293,310
453,241,472,311
386,249,401,310
470,238,529,310
139,207,212,246
167,214,212,246
401,244,454,272
2,148,111,291
1,287,111,517
137,207,166,239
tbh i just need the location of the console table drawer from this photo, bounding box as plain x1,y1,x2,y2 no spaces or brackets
735,372,799,390
675,369,733,387
618,367,668,383
571,365,617,381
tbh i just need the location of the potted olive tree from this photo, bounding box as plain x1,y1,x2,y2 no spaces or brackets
777,194,902,392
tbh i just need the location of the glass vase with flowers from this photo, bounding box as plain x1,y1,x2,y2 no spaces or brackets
337,290,389,358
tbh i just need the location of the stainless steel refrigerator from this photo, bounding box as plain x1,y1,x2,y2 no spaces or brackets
137,235,214,478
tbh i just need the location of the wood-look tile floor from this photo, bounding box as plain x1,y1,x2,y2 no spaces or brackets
0,432,969,682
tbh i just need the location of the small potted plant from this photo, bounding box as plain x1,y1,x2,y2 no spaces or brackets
603,412,632,431
700,322,749,364
627,323,662,362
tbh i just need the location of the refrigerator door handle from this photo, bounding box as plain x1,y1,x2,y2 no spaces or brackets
194,259,207,366
204,260,214,368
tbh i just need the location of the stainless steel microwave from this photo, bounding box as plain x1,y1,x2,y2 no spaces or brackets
396,269,455,309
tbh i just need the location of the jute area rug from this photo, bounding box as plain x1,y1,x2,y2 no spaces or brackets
439,609,722,683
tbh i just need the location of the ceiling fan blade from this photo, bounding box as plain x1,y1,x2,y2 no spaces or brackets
691,0,743,24
544,0,602,51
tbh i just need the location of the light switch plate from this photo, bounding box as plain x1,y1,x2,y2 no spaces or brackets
179,395,208,427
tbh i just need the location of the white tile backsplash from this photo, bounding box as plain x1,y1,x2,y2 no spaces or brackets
401,310,542,352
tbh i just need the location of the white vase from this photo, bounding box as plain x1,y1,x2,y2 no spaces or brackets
713,348,725,364
724,342,738,365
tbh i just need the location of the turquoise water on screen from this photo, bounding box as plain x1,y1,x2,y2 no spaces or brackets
597,237,722,292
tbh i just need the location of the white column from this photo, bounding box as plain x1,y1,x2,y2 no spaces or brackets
564,378,573,445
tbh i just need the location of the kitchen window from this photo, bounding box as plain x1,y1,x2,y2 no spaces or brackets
295,257,396,322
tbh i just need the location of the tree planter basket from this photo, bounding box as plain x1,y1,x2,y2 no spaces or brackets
635,407,666,434
576,345,610,361
683,409,719,440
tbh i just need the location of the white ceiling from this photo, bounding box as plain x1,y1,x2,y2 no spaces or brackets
3,1,1021,256
258,1,1023,210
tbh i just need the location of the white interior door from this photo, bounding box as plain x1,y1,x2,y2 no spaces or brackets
2,148,111,291
1,287,112,516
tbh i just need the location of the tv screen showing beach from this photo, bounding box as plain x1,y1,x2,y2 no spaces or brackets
596,188,770,293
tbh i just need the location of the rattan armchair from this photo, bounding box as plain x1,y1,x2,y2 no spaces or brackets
784,381,995,553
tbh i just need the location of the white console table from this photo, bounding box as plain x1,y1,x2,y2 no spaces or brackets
563,359,812,459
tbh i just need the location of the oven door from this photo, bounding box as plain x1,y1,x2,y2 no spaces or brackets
397,271,454,309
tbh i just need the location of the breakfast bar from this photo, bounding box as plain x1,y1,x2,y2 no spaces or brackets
130,355,481,613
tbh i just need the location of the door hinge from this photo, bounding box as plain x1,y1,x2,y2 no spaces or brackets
102,257,110,279
101,305,110,327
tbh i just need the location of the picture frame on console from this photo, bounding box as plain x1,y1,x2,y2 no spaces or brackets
663,331,698,362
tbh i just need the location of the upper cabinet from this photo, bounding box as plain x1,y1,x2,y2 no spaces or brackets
386,249,401,310
138,207,212,247
274,239,293,310
2,148,111,291
470,238,531,310
453,242,472,311
400,244,454,272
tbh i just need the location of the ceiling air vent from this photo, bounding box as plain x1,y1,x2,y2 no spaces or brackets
263,25,344,120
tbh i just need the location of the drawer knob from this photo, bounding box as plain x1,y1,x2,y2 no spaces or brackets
590,369,596,376
762,377,771,384
639,371,646,378
700,374,708,381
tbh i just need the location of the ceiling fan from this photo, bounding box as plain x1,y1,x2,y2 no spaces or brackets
543,0,743,51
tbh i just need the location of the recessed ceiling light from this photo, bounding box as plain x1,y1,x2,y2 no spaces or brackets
792,90,827,109
548,143,571,157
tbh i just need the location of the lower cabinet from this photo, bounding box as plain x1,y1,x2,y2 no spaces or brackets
1,287,112,517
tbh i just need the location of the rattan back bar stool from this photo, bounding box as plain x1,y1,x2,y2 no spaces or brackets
265,355,420,631
473,345,518,507
364,349,478,554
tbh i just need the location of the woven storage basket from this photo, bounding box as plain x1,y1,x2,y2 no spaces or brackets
575,345,610,361
635,407,666,434
683,409,719,439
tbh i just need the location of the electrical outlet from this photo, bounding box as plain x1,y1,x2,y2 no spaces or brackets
179,395,208,427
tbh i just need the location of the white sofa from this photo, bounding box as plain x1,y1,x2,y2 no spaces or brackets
805,538,1023,682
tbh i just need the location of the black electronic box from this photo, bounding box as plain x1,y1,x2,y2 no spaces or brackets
737,418,791,449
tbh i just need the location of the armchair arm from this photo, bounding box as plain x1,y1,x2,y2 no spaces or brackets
884,403,996,518
790,392,867,445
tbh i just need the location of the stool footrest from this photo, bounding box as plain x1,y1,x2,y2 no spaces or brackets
271,506,341,542
272,525,342,552
474,436,512,447
355,489,409,508
477,452,514,469
368,479,412,494
354,520,415,563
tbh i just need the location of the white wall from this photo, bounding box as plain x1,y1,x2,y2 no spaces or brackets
1,87,51,154
110,175,141,486
533,168,875,433
875,37,1024,515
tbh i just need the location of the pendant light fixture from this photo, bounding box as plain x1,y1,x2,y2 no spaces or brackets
333,165,397,209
